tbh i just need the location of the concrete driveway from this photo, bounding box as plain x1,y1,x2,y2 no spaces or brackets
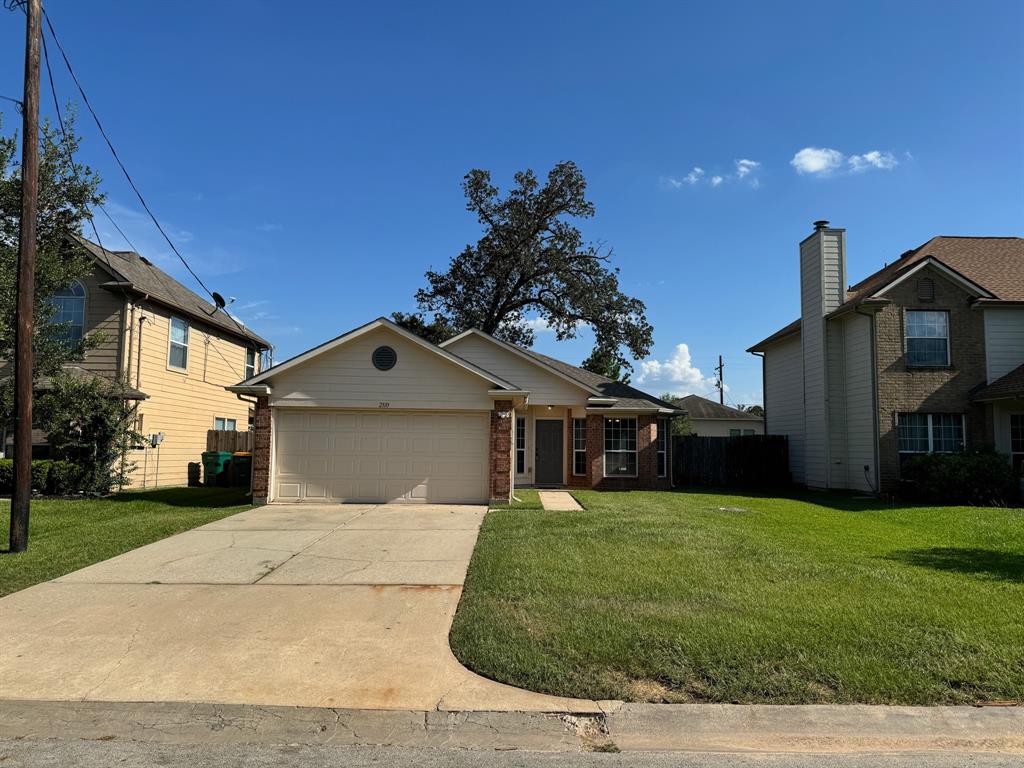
0,503,597,712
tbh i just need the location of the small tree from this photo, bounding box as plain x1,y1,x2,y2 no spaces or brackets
390,311,456,346
737,404,765,418
581,344,630,383
35,373,140,494
397,162,653,373
659,394,694,437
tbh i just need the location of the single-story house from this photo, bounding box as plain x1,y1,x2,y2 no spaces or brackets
676,394,764,437
228,317,683,504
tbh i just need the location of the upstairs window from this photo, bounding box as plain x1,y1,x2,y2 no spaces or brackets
604,417,637,477
50,281,86,346
245,347,257,379
168,317,189,370
905,310,949,367
572,418,587,476
656,418,668,477
515,416,526,474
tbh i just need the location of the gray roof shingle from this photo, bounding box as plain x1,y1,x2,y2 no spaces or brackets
677,394,761,420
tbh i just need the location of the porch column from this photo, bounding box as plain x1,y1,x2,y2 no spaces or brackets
251,396,272,506
489,400,514,502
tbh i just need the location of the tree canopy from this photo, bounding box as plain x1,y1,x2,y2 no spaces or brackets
396,162,653,372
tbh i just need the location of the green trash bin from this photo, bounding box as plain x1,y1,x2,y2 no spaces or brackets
231,451,252,488
201,451,233,487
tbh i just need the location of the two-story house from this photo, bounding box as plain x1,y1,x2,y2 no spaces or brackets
3,234,271,488
748,222,1023,493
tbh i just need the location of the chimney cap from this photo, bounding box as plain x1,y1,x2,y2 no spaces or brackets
813,220,830,231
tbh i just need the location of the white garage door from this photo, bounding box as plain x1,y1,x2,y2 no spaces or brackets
273,409,490,503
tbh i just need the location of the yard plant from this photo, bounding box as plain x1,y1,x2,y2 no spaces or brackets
450,489,1024,705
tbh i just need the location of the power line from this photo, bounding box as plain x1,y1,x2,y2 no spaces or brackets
0,94,23,110
40,8,261,350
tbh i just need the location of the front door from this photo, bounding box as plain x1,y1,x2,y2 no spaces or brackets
535,420,563,485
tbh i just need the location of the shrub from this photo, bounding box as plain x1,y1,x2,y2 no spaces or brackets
901,449,1014,506
0,458,82,495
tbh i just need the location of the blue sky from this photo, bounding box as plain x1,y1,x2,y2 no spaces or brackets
2,1,1021,404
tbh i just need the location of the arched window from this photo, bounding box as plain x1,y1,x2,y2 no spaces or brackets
51,280,86,345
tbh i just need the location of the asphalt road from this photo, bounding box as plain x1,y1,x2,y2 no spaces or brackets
2,741,1019,768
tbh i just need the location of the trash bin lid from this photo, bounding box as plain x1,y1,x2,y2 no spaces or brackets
232,451,253,457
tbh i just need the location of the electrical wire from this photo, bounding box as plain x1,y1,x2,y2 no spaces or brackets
0,94,23,111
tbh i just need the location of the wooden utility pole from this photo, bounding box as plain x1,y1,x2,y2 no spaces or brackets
9,0,42,553
715,355,725,405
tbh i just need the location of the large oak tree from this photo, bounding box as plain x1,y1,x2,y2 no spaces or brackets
395,162,653,372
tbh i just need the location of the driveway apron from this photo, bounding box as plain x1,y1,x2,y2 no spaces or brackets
0,503,596,712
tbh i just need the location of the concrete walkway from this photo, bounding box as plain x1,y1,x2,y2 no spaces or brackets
0,503,599,713
537,491,583,511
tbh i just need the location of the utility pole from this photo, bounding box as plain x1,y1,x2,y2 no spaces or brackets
10,0,42,553
715,355,725,405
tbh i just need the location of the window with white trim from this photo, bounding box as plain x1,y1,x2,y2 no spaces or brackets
244,347,257,379
515,416,526,474
214,417,237,431
572,418,587,476
168,317,189,370
656,417,668,477
905,310,949,367
1010,414,1023,477
897,413,965,454
50,280,86,347
604,417,637,477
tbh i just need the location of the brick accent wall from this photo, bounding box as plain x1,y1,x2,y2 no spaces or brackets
251,395,272,505
489,400,513,502
574,413,672,491
874,265,990,492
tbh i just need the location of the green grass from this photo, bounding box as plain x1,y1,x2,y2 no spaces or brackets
0,487,250,597
450,489,1024,705
491,488,545,510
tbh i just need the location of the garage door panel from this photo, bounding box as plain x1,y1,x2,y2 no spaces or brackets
274,409,489,503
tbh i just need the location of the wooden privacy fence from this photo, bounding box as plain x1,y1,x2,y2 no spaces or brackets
206,429,254,453
672,435,790,488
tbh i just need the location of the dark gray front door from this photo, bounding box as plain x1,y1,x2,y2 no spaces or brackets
535,420,563,485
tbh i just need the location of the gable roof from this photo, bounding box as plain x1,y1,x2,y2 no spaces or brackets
677,394,762,421
232,317,520,391
749,236,1023,352
972,363,1024,402
72,234,271,348
442,328,683,413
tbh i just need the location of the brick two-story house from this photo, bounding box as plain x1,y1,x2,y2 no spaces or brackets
2,235,271,487
748,222,1023,493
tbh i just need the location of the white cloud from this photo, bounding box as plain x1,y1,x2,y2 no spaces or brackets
734,158,760,178
636,343,722,397
792,147,900,176
256,222,284,233
684,167,705,185
791,147,845,175
661,176,684,189
710,175,724,187
847,150,898,172
524,316,554,332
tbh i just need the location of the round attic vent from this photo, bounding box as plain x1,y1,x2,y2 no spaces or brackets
372,345,397,371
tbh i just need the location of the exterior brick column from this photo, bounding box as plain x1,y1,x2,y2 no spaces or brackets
489,400,513,502
586,414,604,488
251,396,272,505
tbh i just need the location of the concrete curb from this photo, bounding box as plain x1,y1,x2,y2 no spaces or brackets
0,700,1021,754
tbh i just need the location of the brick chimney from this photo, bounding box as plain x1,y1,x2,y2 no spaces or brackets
800,220,846,489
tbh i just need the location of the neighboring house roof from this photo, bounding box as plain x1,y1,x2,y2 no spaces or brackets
748,236,1024,352
972,364,1024,402
1,365,148,400
71,234,271,349
677,394,761,421
231,317,522,392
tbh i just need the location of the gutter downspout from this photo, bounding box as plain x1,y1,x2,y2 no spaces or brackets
855,306,881,495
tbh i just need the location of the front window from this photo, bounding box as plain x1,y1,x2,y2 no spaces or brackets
168,317,189,370
898,413,965,454
50,280,86,347
1011,414,1023,476
656,417,668,477
515,416,526,474
906,310,949,367
214,417,237,431
573,418,587,476
245,348,257,379
604,417,637,477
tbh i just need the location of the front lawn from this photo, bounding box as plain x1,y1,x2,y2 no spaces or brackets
450,489,1024,705
0,487,250,597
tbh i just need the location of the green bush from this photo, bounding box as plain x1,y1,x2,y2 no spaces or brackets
901,449,1014,506
0,459,82,495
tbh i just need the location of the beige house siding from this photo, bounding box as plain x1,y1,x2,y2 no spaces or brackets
129,301,255,488
983,307,1024,383
825,319,848,488
763,334,806,484
78,268,126,377
688,418,764,437
839,313,877,492
267,327,494,411
443,334,589,405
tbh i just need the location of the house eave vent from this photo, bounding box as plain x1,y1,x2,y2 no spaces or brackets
372,345,397,371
